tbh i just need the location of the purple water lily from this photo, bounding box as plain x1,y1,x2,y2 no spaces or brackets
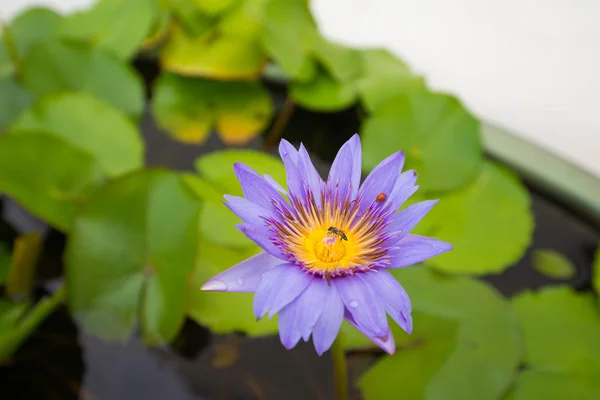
201,134,452,355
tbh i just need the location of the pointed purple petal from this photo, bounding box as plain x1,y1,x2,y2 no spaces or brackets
263,174,287,194
312,284,344,355
361,270,412,334
328,134,361,204
333,275,388,337
388,200,438,241
388,170,418,211
279,140,305,199
347,133,362,198
358,151,404,212
344,311,396,354
224,195,273,226
278,301,302,350
298,144,323,205
200,252,283,292
252,264,313,319
387,235,453,268
292,278,329,340
234,163,284,213
237,223,286,260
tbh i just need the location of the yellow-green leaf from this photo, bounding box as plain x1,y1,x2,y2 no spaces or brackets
532,249,576,280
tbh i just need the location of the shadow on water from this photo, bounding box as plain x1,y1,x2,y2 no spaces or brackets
1,58,599,399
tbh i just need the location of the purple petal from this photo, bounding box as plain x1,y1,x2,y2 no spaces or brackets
298,144,323,205
263,174,287,194
252,264,314,319
223,195,273,226
234,163,284,213
328,134,361,204
333,275,388,337
292,278,329,340
279,140,305,199
200,251,283,292
345,311,396,354
388,170,418,211
388,200,438,241
387,234,453,268
278,301,302,349
361,270,412,334
237,223,286,260
312,284,344,355
358,151,404,212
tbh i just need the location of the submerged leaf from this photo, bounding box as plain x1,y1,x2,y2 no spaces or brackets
532,249,576,279
59,0,158,60
66,170,201,344
151,73,273,144
361,90,483,191
10,92,144,177
20,38,145,118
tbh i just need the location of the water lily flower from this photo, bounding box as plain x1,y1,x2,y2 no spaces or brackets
201,134,452,355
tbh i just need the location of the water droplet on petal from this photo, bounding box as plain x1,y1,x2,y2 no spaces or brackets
349,300,359,309
237,278,244,286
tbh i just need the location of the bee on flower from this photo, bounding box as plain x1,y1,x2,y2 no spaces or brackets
201,134,452,355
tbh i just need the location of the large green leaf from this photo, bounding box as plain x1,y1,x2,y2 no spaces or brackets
0,132,106,231
66,170,201,344
509,286,600,399
414,162,533,275
59,0,158,60
0,7,63,78
290,68,358,111
311,37,362,83
151,73,273,145
355,267,521,400
10,92,144,177
188,241,277,335
355,48,426,111
0,78,34,131
532,249,576,280
20,38,144,118
262,0,317,81
361,90,483,191
193,149,287,248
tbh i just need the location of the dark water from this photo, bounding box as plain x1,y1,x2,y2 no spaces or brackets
0,59,599,399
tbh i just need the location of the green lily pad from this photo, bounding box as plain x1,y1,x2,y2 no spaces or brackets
361,89,483,191
59,0,158,60
0,7,63,77
0,78,34,131
532,249,576,279
188,240,277,335
151,73,273,144
509,286,600,399
193,149,287,248
262,0,318,81
354,267,521,400
9,92,144,177
355,48,426,111
66,170,201,344
160,22,267,79
311,36,362,83
0,132,106,231
20,38,144,118
290,68,358,111
420,162,533,275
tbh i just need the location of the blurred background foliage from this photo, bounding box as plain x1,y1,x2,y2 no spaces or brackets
0,0,599,398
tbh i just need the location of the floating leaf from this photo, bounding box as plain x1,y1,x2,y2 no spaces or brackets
20,38,144,117
0,78,34,131
152,73,273,144
0,132,106,231
262,0,317,81
419,162,533,275
509,286,600,399
188,241,277,335
312,36,362,83
10,92,144,177
193,149,286,248
362,90,483,191
0,7,63,77
59,0,158,60
66,170,201,344
356,267,521,400
160,22,267,79
532,249,576,280
356,48,426,111
290,68,358,111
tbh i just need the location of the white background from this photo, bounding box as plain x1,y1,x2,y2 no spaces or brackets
3,0,600,177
